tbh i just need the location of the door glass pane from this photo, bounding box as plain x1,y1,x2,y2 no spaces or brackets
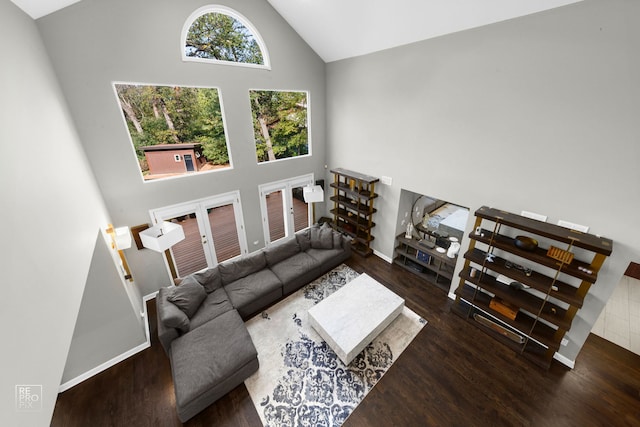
207,204,241,263
266,189,286,242
168,214,207,277
291,186,310,231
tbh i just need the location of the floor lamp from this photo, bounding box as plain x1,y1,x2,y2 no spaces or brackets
139,221,186,280
303,184,325,224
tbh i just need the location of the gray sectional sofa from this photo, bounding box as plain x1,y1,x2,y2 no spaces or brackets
156,223,351,422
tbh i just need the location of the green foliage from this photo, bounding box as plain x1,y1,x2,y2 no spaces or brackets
115,84,229,168
250,90,308,162
185,12,263,64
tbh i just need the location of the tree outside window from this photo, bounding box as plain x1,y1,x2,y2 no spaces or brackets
250,90,309,163
114,83,231,180
184,9,266,66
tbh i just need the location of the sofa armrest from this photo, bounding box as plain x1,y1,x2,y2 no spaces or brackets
341,234,353,257
156,288,181,356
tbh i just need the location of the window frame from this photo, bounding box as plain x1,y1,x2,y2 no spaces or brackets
112,81,234,184
258,174,314,245
181,5,271,70
250,88,312,165
149,191,248,278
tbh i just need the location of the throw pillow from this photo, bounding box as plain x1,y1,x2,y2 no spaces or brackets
160,295,190,333
264,237,301,266
218,250,267,285
191,266,222,293
296,228,311,251
311,223,334,249
167,280,206,318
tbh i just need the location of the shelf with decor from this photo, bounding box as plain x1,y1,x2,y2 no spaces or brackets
452,206,612,369
393,234,456,291
330,168,379,257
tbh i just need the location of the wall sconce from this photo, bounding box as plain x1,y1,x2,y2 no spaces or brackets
106,224,133,281
106,225,132,250
113,226,132,250
139,221,185,252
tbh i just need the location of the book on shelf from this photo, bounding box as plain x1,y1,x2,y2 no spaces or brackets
416,250,431,263
489,297,519,320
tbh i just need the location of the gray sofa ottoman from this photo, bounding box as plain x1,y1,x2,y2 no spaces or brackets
170,309,258,423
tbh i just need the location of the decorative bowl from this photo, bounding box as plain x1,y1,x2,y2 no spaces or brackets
514,235,538,251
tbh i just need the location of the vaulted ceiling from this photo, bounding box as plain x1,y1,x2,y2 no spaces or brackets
12,0,583,62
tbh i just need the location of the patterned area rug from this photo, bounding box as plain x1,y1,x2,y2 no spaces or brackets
244,264,427,427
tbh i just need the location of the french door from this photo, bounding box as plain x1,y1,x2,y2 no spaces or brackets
259,174,313,245
150,191,247,278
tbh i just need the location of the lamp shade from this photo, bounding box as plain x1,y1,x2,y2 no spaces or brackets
303,185,324,203
140,221,185,252
114,226,132,250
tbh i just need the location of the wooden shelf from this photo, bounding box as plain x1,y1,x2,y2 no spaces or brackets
331,169,378,257
458,268,571,331
474,206,612,256
330,208,376,229
455,284,561,349
453,206,613,369
463,247,584,308
394,234,456,288
335,219,375,243
471,229,598,283
329,195,377,215
329,183,378,201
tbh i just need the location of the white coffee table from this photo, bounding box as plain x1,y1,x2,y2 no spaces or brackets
308,273,405,365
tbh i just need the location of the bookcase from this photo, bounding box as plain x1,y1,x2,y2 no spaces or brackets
452,206,613,368
330,168,379,257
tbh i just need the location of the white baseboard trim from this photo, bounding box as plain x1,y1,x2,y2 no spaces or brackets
142,292,158,344
58,292,158,393
373,249,392,264
553,352,575,369
58,340,150,393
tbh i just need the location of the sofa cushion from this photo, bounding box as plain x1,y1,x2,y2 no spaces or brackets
270,251,319,295
264,237,301,266
158,288,190,333
310,223,334,249
224,269,282,317
306,247,346,265
188,287,234,330
190,266,223,293
167,279,207,318
296,228,311,251
219,250,267,285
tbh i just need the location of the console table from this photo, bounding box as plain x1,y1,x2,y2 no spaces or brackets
393,234,457,291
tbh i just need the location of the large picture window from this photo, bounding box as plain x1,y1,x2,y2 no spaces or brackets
114,83,231,181
250,90,309,163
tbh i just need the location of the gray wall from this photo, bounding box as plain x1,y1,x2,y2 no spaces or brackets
61,232,147,383
0,1,113,425
326,0,640,362
37,0,327,296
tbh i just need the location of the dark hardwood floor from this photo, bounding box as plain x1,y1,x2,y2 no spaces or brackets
52,255,640,426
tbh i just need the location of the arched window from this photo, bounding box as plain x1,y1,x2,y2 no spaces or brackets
182,5,270,69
